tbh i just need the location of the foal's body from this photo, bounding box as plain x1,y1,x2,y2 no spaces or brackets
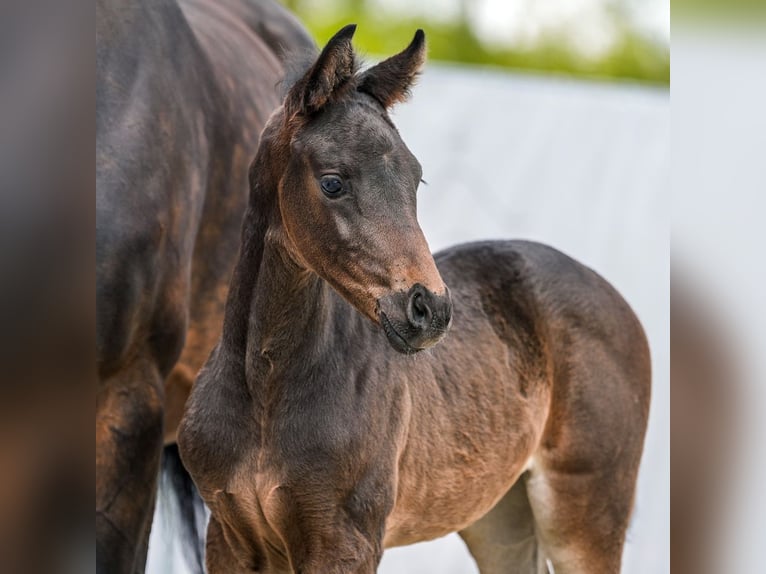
179,26,650,574
183,240,649,573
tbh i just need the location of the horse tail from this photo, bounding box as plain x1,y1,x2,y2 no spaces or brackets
160,443,206,574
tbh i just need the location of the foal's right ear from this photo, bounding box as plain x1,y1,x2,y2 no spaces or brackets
284,24,357,120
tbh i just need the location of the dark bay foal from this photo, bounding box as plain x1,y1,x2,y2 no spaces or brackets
178,26,651,574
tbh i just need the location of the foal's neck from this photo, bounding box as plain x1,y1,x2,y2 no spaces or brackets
248,227,333,368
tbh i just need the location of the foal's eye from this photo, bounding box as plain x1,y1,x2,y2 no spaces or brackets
320,175,344,198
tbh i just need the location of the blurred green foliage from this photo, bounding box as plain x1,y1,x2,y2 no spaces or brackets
283,1,669,85
672,0,766,21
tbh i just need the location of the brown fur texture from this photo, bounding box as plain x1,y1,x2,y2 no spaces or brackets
178,28,651,574
96,1,313,571
284,24,359,120
358,29,426,108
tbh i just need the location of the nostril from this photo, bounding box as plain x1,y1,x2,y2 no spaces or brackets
407,289,432,329
412,292,427,320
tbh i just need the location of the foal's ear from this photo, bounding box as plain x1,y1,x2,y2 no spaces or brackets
284,24,357,119
358,29,426,109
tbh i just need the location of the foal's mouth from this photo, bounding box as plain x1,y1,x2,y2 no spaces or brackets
379,311,421,355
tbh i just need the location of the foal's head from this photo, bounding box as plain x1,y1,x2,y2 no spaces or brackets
268,25,452,354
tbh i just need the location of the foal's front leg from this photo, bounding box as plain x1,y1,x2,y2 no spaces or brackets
207,511,383,574
272,483,390,574
206,515,260,574
289,531,383,574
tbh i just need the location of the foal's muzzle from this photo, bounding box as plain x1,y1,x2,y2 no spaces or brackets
378,283,452,354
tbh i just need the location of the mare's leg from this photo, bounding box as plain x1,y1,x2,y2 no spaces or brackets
96,354,164,574
163,362,195,444
458,477,547,574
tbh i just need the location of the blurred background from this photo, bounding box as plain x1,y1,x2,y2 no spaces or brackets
285,0,669,84
148,1,669,573
672,19,766,574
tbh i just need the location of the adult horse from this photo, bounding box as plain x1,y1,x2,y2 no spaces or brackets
178,26,652,574
96,1,313,572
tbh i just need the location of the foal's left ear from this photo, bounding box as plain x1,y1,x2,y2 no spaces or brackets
358,29,426,109
284,24,357,119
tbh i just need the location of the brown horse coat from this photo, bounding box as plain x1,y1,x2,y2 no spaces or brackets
179,26,651,574
96,1,312,571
